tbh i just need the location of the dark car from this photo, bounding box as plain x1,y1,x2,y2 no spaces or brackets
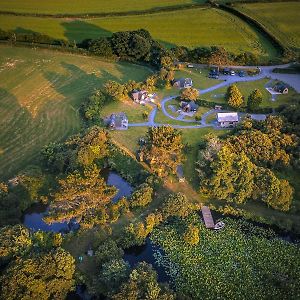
239,70,246,77
209,69,219,79
223,68,230,75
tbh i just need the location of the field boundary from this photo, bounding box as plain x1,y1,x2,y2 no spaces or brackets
218,4,292,59
0,3,209,19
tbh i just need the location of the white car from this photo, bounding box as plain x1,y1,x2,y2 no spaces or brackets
230,70,235,76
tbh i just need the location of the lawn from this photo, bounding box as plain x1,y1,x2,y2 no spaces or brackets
0,0,199,14
174,67,223,89
201,78,297,108
100,100,152,123
236,2,300,52
0,8,276,59
0,45,151,180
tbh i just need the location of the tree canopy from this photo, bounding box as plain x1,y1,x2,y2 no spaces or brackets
45,165,116,225
226,84,244,108
140,126,184,177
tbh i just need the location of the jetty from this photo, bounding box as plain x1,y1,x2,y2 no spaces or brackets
201,206,215,229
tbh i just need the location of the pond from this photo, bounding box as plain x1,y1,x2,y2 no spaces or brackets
124,237,171,284
22,171,133,232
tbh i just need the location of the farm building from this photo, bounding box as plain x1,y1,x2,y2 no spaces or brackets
273,83,289,94
172,78,193,89
108,112,128,130
217,112,239,128
180,101,199,113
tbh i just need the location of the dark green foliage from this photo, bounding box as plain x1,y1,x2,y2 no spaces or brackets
1,248,75,300
82,89,113,122
95,239,124,265
87,37,113,57
162,192,192,219
112,262,175,300
129,183,153,208
247,89,263,111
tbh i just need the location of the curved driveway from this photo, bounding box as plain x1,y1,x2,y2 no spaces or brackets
128,62,300,129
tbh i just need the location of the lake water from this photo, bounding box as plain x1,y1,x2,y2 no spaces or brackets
22,171,133,232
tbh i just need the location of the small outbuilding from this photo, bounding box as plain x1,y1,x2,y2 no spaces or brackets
172,78,193,89
217,112,239,128
108,112,128,130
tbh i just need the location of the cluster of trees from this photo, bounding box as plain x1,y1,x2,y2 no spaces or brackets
226,84,263,110
0,225,75,300
197,116,297,211
139,126,184,177
180,87,199,101
41,126,110,173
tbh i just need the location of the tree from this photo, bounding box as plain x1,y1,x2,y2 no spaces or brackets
87,37,113,57
162,193,192,219
1,248,75,300
201,145,256,204
0,225,32,262
112,262,175,300
254,167,293,211
183,225,200,245
95,239,124,265
180,87,199,101
97,259,130,296
140,126,184,177
247,89,263,111
129,183,153,208
226,84,244,108
45,165,116,225
208,46,232,68
104,80,125,100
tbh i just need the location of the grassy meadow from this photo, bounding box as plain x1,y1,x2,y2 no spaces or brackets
0,0,202,14
0,8,276,59
236,2,300,52
0,45,151,180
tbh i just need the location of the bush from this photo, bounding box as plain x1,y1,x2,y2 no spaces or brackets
129,183,153,208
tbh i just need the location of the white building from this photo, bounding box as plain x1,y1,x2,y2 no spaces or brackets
217,112,239,128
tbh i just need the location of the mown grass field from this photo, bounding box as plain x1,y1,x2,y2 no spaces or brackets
236,2,300,52
0,45,151,180
0,0,201,14
0,8,276,59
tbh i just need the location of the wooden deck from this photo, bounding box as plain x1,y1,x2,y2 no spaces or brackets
201,206,215,229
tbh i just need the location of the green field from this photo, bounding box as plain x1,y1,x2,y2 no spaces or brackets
0,8,276,58
202,79,298,108
236,2,300,52
0,0,200,14
0,45,151,180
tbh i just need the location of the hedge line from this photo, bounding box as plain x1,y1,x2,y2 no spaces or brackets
218,4,292,58
0,3,209,19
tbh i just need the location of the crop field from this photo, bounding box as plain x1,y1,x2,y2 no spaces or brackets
236,2,300,51
0,8,276,58
0,45,151,180
0,0,201,14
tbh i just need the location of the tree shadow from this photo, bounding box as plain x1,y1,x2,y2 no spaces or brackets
61,20,112,42
13,27,39,34
43,62,121,105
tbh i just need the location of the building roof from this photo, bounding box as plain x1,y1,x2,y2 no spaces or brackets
110,112,128,128
131,90,148,101
173,78,192,88
189,101,199,111
217,112,238,122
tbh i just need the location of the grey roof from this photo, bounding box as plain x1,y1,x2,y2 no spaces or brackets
173,78,193,88
217,112,239,122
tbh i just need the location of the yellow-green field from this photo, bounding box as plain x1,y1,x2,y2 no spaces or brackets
0,45,151,180
0,0,200,14
236,2,300,51
0,8,276,58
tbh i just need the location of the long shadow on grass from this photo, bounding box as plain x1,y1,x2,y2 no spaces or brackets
43,62,121,107
61,20,112,42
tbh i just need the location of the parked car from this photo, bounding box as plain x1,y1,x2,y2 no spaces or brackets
209,69,219,79
223,67,230,75
239,70,246,77
230,70,236,76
